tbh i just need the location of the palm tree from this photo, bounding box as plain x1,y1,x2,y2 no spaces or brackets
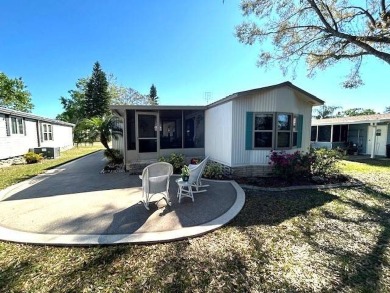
79,115,122,159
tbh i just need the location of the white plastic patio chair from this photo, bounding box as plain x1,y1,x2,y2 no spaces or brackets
176,156,209,203
140,162,173,210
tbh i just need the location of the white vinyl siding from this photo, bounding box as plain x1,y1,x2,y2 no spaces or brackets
0,112,74,160
205,101,233,166
231,87,313,166
0,118,38,159
40,124,73,150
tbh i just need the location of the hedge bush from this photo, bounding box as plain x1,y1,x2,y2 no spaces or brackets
24,152,43,164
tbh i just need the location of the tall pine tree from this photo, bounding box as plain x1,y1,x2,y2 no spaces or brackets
149,84,159,105
84,62,110,118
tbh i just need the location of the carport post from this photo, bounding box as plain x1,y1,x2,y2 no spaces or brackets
370,123,377,159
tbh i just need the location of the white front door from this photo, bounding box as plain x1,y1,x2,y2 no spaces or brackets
367,125,388,156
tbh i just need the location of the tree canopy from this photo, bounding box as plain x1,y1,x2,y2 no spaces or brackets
56,77,88,124
343,108,377,116
236,0,390,88
0,72,34,112
57,69,151,124
108,74,150,105
313,105,342,119
313,105,380,118
385,106,390,113
84,62,110,118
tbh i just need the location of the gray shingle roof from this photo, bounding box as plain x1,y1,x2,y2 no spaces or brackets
312,113,390,125
0,107,75,127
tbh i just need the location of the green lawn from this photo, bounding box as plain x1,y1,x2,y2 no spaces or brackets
0,144,104,190
0,157,389,292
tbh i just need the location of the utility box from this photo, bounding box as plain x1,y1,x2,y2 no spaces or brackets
30,147,60,159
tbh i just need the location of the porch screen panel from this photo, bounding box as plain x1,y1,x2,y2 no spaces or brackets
184,110,204,148
318,125,331,142
126,110,136,150
311,126,317,141
160,110,182,149
332,125,341,142
341,125,348,141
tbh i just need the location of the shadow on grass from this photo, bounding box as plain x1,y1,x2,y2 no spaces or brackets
48,246,129,292
231,189,337,227
0,260,31,290
301,185,390,292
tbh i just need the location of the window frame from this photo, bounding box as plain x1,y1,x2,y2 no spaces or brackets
42,123,53,141
276,112,293,149
292,114,298,147
10,117,25,135
252,112,275,149
252,112,298,150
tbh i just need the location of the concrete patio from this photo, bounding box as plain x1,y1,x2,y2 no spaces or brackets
0,151,245,245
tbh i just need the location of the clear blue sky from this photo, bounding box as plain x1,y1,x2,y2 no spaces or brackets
1,0,389,118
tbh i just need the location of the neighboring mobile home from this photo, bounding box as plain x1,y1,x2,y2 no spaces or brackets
0,107,74,160
111,81,324,176
311,113,390,158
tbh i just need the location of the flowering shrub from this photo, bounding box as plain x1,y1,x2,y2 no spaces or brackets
269,148,342,181
268,151,312,181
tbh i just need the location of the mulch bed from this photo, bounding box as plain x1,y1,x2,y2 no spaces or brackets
234,174,354,188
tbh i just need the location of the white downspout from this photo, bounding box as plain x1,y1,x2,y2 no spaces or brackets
370,123,377,159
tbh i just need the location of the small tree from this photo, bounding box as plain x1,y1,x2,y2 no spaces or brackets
84,62,110,119
81,116,121,159
385,106,390,113
148,84,159,105
0,72,33,112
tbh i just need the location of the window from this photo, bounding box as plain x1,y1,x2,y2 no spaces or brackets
42,123,53,141
248,112,302,150
292,115,298,147
11,117,24,135
276,113,292,148
254,113,274,148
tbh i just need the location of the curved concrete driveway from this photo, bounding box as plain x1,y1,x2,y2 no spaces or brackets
0,151,245,245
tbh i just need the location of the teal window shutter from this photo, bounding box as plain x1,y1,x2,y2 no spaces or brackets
246,112,253,150
297,114,303,148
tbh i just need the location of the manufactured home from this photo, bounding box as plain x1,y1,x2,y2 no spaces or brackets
311,113,390,158
0,107,74,160
111,81,324,176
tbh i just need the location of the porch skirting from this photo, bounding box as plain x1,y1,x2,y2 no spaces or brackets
230,165,272,177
